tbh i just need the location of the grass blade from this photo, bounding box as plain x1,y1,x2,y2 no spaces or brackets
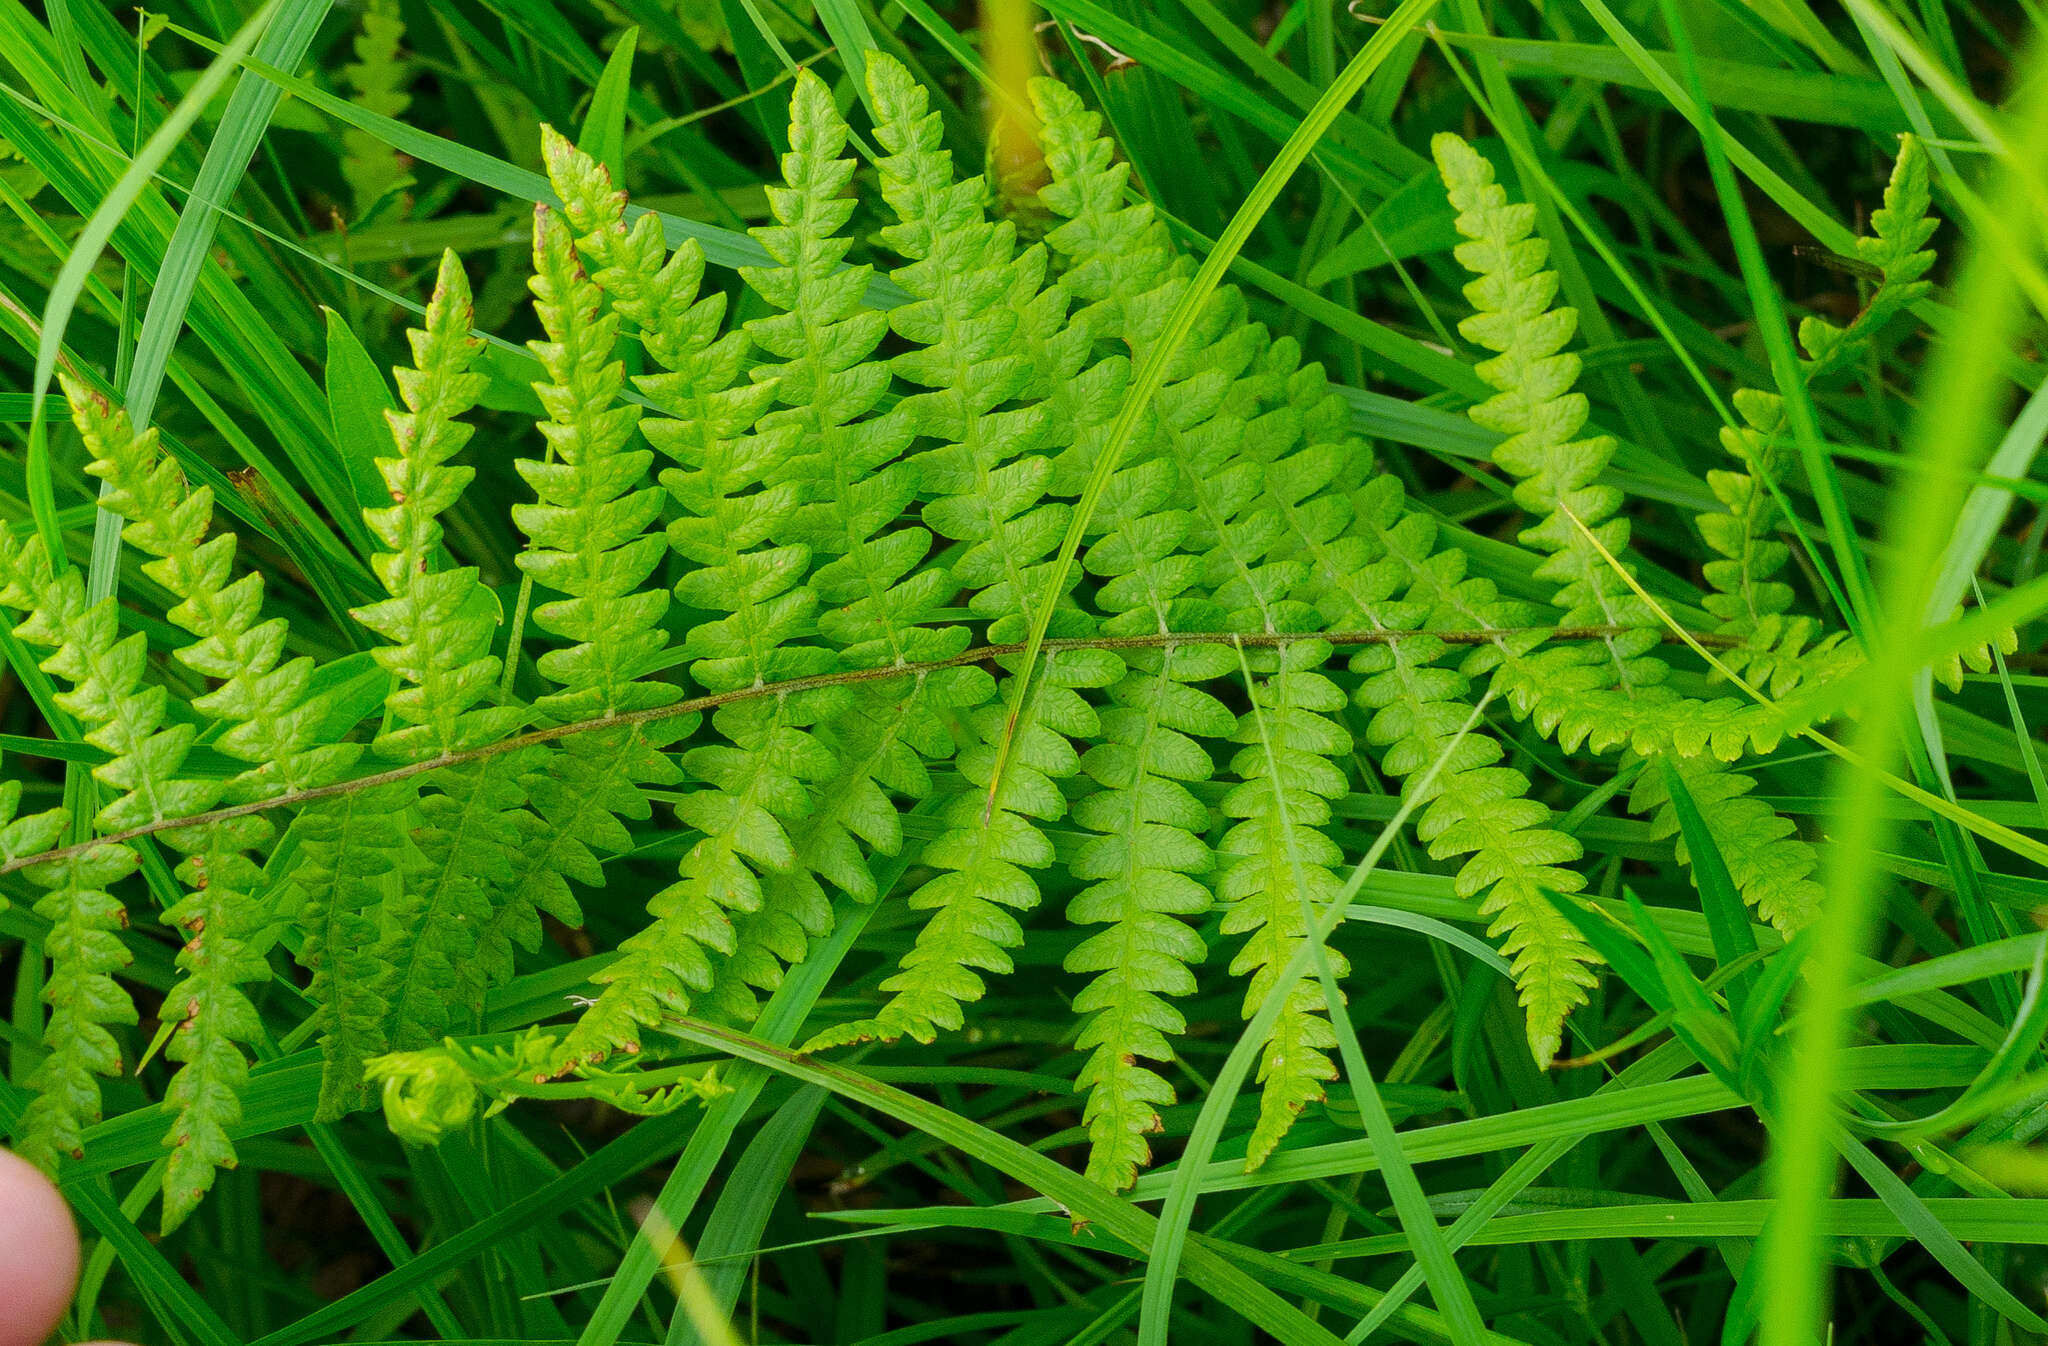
664,1018,1353,1346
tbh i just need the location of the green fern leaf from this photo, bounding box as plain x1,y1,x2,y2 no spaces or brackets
519,154,678,720
0,523,145,1168
0,754,127,1171
0,395,283,1193
339,0,412,220
1799,136,1937,382
381,753,535,1051
471,727,683,1013
353,250,523,761
1220,640,1349,1168
289,783,405,1120
0,61,1913,1226
345,254,544,1074
1433,134,1668,723
11,842,138,1171
1065,437,1231,1188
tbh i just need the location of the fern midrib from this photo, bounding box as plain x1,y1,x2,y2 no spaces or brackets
658,400,794,693
802,683,925,864
1715,407,1797,636
379,764,518,1046
691,698,804,896
1544,506,1651,699
1157,420,1291,635
1097,662,1187,992
1270,486,1446,697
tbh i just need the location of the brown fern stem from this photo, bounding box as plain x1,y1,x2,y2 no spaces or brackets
0,625,1734,878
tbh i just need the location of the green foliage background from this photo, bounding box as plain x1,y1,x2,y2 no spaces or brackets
2,2,2048,1344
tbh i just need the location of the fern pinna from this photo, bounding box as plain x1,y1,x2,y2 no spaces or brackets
2,58,1947,1219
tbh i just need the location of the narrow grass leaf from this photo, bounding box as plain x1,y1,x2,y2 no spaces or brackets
322,306,402,517
578,26,638,185
1658,757,1759,1014
663,1019,1352,1346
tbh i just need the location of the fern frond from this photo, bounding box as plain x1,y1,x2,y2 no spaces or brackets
1282,450,1597,1064
1689,145,1930,695
1220,639,1349,1168
345,254,543,1075
69,378,365,1222
1799,136,1936,382
803,61,1117,1051
0,527,141,1166
865,49,1018,664
10,841,138,1172
1033,80,1369,1133
990,86,1120,502
355,251,521,760
1065,446,1230,1188
685,55,1045,1026
1032,74,1268,493
0,756,125,1173
1039,84,1579,1115
155,824,269,1226
1702,391,1805,652
1032,76,1178,371
680,73,921,1019
1351,482,1599,1058
451,152,703,1044
0,64,1913,1232
0,538,218,828
0,425,234,1179
1693,143,1935,699
543,110,855,1057
1432,132,1828,1019
748,72,914,558
1439,133,1787,1046
542,126,824,1064
470,727,681,1011
79,381,361,800
519,152,677,720
806,629,1113,1048
340,0,411,219
1701,389,1858,693
1667,145,1945,933
810,646,1120,1052
708,672,980,1025
382,752,533,1051
1433,133,1673,737
1172,405,1361,1152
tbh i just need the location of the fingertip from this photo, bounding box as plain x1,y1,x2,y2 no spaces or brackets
0,1148,80,1346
